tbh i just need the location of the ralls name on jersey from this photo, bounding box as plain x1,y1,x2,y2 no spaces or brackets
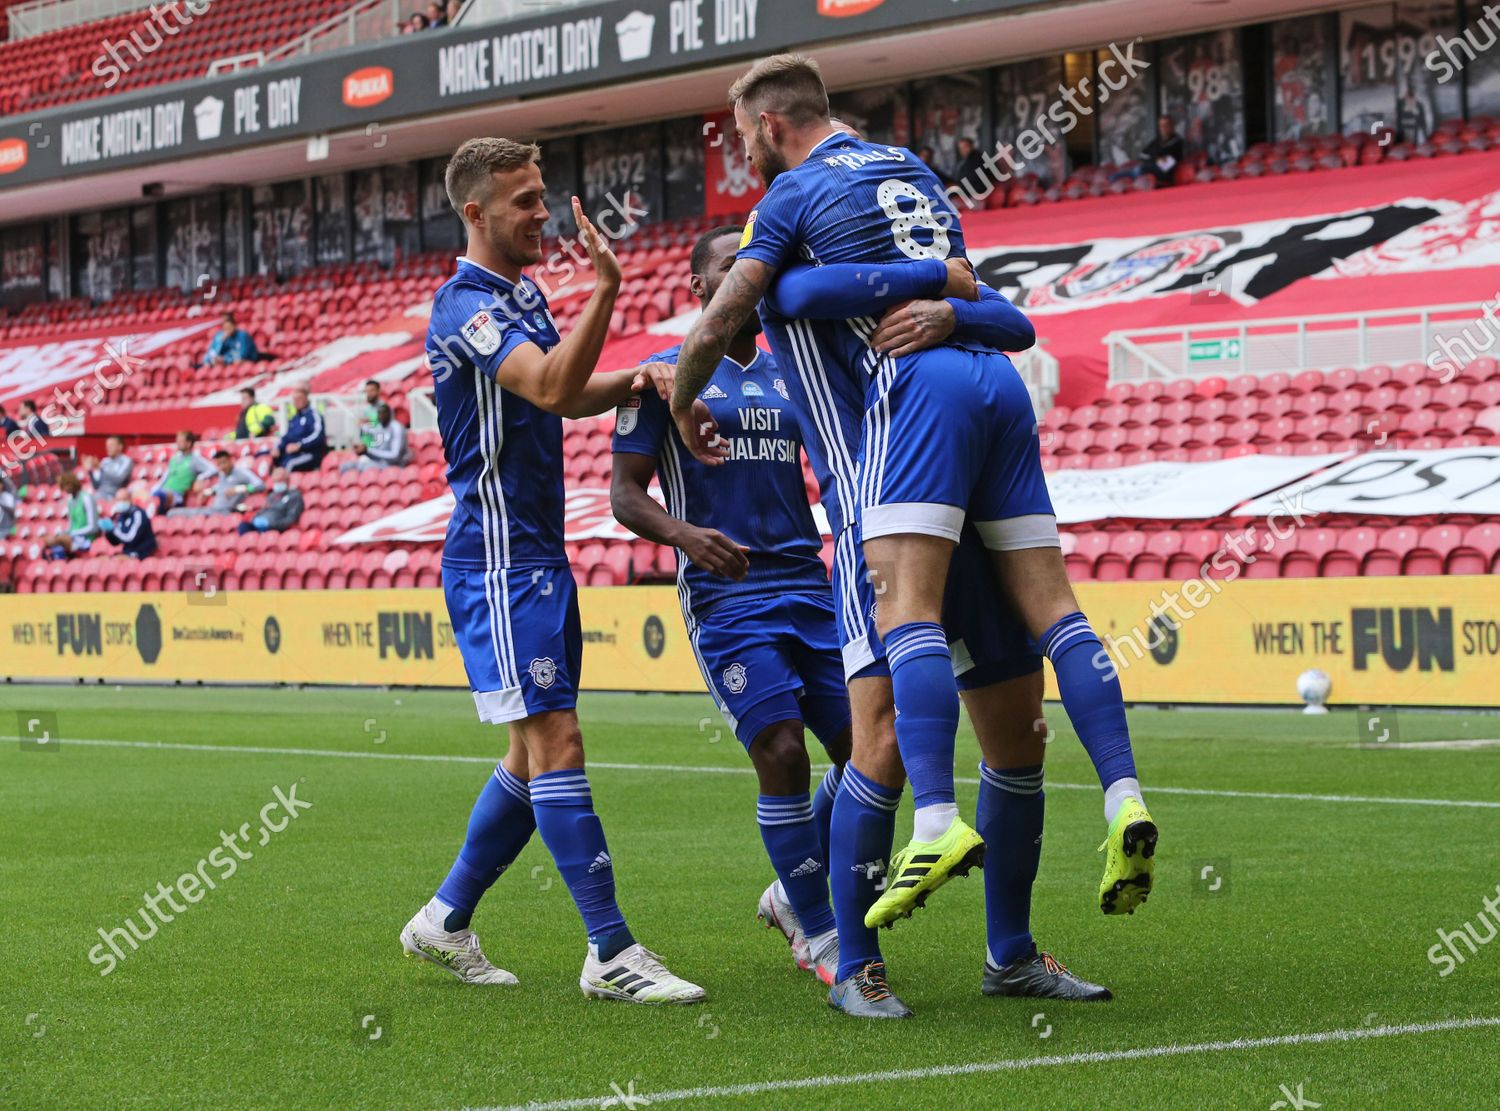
462,310,502,356
823,146,908,171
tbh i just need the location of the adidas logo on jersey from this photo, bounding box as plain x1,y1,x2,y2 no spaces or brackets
701,384,728,399
588,851,613,874
790,858,822,877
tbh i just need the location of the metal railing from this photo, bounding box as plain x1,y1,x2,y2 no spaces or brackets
9,0,149,39
1105,303,1491,382
1014,342,1060,419
408,387,438,434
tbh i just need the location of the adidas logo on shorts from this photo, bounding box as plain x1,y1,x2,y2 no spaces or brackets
588,851,613,874
789,857,822,877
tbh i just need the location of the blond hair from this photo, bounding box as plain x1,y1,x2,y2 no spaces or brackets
728,54,829,127
444,137,541,218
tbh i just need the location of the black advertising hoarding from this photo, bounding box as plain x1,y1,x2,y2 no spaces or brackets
1159,30,1245,164
1341,4,1399,135
1272,14,1339,140
0,0,1040,192
912,71,989,185
993,56,1069,183
1394,1,1461,142
662,115,705,221
1093,49,1155,173
0,224,46,305
828,82,911,147
582,125,663,230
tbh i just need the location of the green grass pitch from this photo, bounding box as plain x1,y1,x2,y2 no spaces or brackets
3,685,1499,1109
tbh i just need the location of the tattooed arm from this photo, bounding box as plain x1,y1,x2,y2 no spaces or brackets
667,256,775,465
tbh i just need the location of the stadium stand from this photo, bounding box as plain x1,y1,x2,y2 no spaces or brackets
0,0,357,117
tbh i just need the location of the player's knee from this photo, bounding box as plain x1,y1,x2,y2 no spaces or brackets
749,722,810,793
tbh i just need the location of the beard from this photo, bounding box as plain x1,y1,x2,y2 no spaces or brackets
752,134,790,185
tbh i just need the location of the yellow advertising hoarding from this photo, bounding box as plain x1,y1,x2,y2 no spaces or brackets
2,578,1496,707
0,587,702,693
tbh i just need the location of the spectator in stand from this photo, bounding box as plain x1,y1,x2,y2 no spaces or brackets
100,499,157,560
195,450,264,515
446,0,461,23
202,311,260,367
152,430,217,513
232,387,278,440
1110,115,1186,186
954,136,985,193
82,436,133,500
408,11,429,32
361,379,383,446
18,399,48,439
0,403,19,436
44,471,99,559
426,1,446,27
275,387,327,472
237,468,304,535
916,145,952,187
0,467,18,539
341,403,409,472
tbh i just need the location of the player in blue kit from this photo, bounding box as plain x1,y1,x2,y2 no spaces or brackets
400,137,704,1005
611,225,854,987
670,55,1156,961
638,212,1112,1016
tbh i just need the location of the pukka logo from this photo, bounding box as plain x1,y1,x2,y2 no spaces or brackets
817,0,885,17
343,67,394,108
0,138,28,174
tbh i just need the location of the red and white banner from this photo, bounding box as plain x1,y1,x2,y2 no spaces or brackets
0,319,215,407
702,111,764,218
1048,452,1349,525
1239,448,1500,517
338,453,1350,546
956,151,1500,404
584,152,1500,406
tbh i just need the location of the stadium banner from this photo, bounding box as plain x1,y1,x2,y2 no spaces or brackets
336,456,1344,545
1072,575,1500,708
0,0,1043,190
702,111,765,217
0,318,216,409
1237,447,1500,517
1271,13,1339,140
1048,452,1348,524
1158,29,1246,165
0,586,701,692
4,578,1496,707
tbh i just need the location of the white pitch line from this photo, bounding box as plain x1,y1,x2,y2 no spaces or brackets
468,1015,1500,1111
5,736,1500,810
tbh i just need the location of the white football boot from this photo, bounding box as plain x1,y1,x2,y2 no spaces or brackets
400,902,518,985
580,942,706,1004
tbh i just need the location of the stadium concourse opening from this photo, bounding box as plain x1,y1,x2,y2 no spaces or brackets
3,0,1500,1105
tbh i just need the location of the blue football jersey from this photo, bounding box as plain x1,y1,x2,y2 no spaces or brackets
426,257,565,570
612,344,828,626
738,132,970,391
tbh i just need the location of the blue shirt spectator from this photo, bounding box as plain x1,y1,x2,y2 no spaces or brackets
203,312,260,367
276,387,327,472
102,501,157,559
